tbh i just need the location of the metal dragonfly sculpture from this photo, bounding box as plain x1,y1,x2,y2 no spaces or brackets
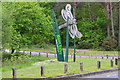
52,4,82,62
59,4,82,62
59,4,82,39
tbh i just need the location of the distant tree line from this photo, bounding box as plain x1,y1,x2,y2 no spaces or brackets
2,2,119,52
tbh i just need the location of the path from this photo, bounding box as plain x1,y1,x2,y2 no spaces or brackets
19,51,118,59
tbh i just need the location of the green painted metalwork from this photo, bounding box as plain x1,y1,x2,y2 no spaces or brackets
73,8,76,62
73,37,76,62
52,9,64,61
65,18,69,62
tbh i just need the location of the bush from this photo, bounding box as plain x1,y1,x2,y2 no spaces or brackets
102,37,117,50
77,42,93,49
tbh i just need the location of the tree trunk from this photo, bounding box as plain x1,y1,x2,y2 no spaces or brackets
74,1,77,19
106,2,111,37
118,1,120,47
110,2,115,38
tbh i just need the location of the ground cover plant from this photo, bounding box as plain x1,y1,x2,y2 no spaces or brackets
2,52,54,72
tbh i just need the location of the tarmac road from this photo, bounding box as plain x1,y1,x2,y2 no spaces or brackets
53,71,120,80
82,70,119,78
19,51,118,59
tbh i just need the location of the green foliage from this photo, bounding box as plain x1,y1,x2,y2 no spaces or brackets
2,52,53,71
2,2,119,51
102,37,117,50
2,2,54,50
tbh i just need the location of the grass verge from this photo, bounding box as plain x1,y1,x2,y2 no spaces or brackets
2,58,118,78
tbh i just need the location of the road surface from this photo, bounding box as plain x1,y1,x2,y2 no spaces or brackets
53,71,120,80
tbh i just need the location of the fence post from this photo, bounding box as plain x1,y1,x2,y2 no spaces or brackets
54,53,56,58
41,66,44,76
84,51,86,55
111,59,113,67
106,55,108,59
118,58,120,65
46,53,48,57
115,58,118,65
64,64,68,73
102,56,104,59
39,52,41,56
112,57,114,60
30,52,32,55
80,62,83,71
97,61,101,69
12,68,16,79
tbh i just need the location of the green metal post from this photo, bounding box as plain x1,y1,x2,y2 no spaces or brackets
73,37,76,62
65,17,69,62
73,8,76,62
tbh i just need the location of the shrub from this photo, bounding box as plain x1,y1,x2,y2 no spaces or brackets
77,42,93,49
102,37,117,50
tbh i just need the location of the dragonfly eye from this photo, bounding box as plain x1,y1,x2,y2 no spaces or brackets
66,4,71,11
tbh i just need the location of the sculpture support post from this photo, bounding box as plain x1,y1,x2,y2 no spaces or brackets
73,8,76,62
65,18,69,62
73,37,76,62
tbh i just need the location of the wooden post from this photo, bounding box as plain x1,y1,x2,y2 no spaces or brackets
39,52,41,56
30,52,32,55
84,51,86,55
97,61,101,69
80,62,83,71
71,55,72,58
118,58,120,65
46,53,48,57
115,58,118,65
12,68,16,79
111,59,113,67
102,56,104,59
64,64,68,73
106,55,108,59
54,53,56,58
41,66,44,76
112,56,114,60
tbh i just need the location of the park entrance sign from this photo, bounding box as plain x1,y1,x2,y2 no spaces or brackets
52,4,82,62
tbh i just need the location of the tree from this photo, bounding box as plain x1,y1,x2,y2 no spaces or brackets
110,2,115,38
118,1,120,48
106,2,111,37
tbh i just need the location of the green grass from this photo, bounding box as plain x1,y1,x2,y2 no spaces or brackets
2,53,54,72
2,58,118,78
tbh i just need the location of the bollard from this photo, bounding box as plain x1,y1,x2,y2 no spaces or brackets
84,52,86,55
115,58,118,65
30,52,32,55
39,52,41,56
112,57,114,60
64,64,68,73
118,58,120,65
111,59,113,67
97,61,101,69
102,56,104,59
46,53,48,57
80,62,83,71
12,68,16,79
41,66,44,76
54,53,56,58
106,55,108,59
